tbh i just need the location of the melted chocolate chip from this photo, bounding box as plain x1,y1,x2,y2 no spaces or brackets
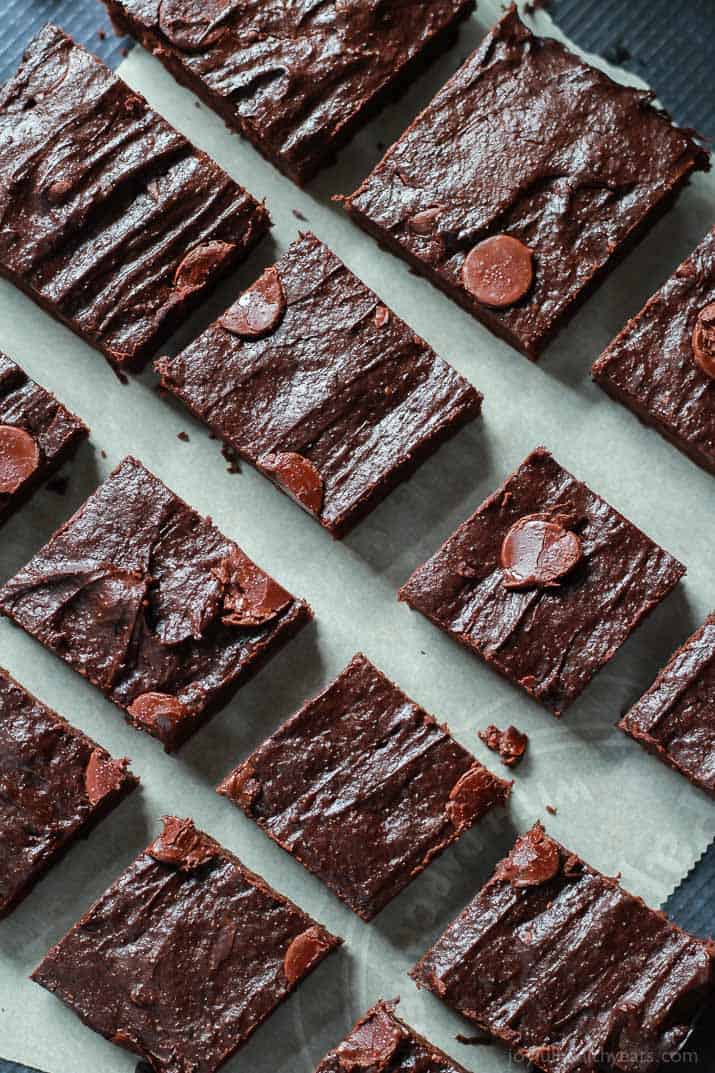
173,240,234,293
219,267,286,339
84,749,128,806
496,824,561,888
447,765,507,830
148,817,216,872
374,304,390,329
501,513,582,589
337,1005,403,1070
216,550,291,627
408,206,443,235
283,926,331,984
479,724,529,767
461,234,534,308
128,692,186,733
158,0,232,51
0,425,40,494
692,302,715,379
260,451,324,515
218,762,261,808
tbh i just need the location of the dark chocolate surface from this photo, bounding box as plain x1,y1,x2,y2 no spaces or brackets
0,666,136,918
315,1000,471,1073
218,653,510,920
412,823,715,1073
103,0,475,184
0,457,311,751
399,447,685,715
0,26,269,370
157,233,482,537
343,6,709,358
32,817,341,1073
593,227,715,476
620,614,715,798
0,354,87,523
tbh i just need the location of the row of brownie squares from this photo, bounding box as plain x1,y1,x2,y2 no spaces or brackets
1,445,711,915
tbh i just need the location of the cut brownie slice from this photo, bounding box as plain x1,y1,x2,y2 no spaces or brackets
156,233,483,537
218,653,510,920
399,447,685,715
342,6,709,359
593,227,715,476
315,1000,471,1073
32,816,341,1073
0,353,87,524
619,614,715,797
102,0,475,185
411,823,715,1073
0,457,311,751
0,26,269,371
0,666,137,918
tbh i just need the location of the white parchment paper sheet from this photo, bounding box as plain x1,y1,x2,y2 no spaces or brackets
0,4,713,1072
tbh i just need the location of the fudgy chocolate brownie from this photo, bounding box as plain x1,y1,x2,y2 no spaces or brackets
342,6,709,359
0,457,311,751
593,227,715,476
0,26,269,371
399,447,685,715
315,1000,472,1073
157,233,483,537
619,614,715,798
102,0,475,184
0,666,136,918
0,354,87,524
412,823,715,1073
32,816,341,1073
218,653,510,920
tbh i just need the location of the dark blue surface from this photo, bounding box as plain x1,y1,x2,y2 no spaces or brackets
0,2,712,1071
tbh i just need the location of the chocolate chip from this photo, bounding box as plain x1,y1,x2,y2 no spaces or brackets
408,206,442,235
0,425,40,494
216,550,291,627
84,749,128,806
128,692,186,732
479,724,529,767
337,1005,403,1070
45,178,73,204
259,451,323,515
149,817,216,872
692,302,715,379
446,765,506,830
501,513,582,590
496,825,561,888
283,926,330,984
220,266,286,340
462,234,534,308
374,304,390,329
173,240,234,293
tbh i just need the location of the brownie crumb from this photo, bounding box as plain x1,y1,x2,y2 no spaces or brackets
292,208,308,222
100,449,107,459
177,431,190,443
479,724,529,767
46,475,69,496
98,30,107,41
546,804,558,816
222,443,241,474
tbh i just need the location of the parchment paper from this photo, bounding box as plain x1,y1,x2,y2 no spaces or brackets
1,4,713,1072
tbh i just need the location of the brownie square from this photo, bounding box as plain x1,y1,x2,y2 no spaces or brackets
399,447,685,715
102,0,475,185
411,823,715,1073
157,233,482,538
0,26,270,371
315,1000,472,1073
0,457,311,751
32,816,341,1073
342,6,709,359
218,653,510,920
593,227,715,476
0,667,137,918
619,614,715,798
0,353,88,524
